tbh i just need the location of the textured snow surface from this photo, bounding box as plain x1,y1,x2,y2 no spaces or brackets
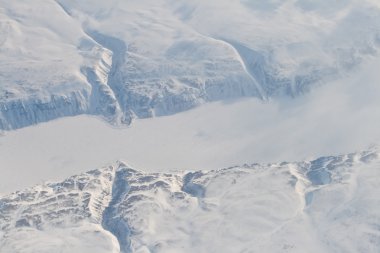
1,151,379,253
1,0,380,129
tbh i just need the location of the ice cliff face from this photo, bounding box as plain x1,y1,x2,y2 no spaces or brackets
0,91,89,130
1,150,379,253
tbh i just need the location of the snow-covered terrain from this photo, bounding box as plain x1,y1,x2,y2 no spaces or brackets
2,0,380,195
1,49,380,193
1,0,380,129
1,1,380,252
1,150,379,253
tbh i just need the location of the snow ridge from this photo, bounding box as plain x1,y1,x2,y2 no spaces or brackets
1,150,379,253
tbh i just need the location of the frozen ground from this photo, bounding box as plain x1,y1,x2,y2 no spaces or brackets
0,150,379,253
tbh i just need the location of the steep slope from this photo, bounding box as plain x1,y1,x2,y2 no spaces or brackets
1,0,380,130
1,150,379,252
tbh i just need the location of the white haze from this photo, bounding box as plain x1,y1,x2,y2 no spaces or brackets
1,56,380,194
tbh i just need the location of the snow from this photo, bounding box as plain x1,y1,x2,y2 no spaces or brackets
1,151,379,253
0,165,120,253
1,0,380,129
1,0,380,251
0,225,119,253
1,50,380,194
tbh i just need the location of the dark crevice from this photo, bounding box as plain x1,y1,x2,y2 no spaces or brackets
102,168,131,253
85,30,132,124
182,171,205,198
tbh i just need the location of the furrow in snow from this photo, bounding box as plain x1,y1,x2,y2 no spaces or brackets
101,165,133,253
85,30,132,125
215,38,268,100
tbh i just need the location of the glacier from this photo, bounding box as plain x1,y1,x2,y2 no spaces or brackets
1,0,380,130
1,150,379,253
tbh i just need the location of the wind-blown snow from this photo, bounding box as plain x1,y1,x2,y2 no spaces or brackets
1,151,379,253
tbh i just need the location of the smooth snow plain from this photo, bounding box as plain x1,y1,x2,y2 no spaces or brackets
1,55,380,194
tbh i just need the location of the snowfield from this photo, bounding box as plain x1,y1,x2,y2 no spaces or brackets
1,0,380,129
1,54,380,194
1,150,379,253
1,0,380,195
1,1,380,252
